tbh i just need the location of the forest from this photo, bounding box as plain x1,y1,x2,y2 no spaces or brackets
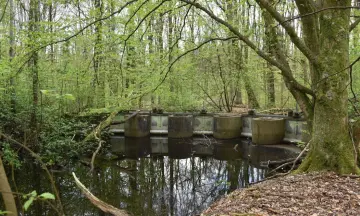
0,0,360,215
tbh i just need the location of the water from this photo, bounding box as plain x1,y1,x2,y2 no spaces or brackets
11,137,299,215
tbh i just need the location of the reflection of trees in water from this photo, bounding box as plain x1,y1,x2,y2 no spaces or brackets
11,157,266,215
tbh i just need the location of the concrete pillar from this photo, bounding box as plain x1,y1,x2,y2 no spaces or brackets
213,115,242,139
168,115,193,138
124,114,151,137
252,117,285,145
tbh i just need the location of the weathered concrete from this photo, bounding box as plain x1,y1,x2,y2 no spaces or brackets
150,115,168,135
213,114,242,139
150,137,168,155
193,115,213,135
252,117,285,145
168,115,193,138
124,114,151,137
110,113,125,133
241,116,253,137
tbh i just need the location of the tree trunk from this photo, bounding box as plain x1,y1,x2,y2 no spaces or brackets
29,0,40,149
9,0,16,113
0,157,18,215
297,0,358,174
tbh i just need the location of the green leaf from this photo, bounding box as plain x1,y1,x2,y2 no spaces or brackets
24,197,34,211
30,190,37,197
39,192,55,200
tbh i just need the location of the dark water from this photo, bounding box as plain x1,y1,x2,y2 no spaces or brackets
11,137,299,216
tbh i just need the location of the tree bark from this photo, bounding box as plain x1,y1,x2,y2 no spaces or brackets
0,157,18,215
297,0,358,174
29,0,40,149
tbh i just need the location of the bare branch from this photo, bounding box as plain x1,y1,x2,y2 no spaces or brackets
14,0,139,77
350,17,360,32
180,0,314,97
73,173,129,216
152,37,237,92
282,6,360,24
255,0,319,69
119,0,169,73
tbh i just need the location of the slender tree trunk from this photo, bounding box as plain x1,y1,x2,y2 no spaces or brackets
93,0,104,108
0,157,18,215
242,45,259,109
29,0,40,149
9,0,16,113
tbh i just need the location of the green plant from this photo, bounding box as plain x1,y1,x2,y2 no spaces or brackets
23,190,55,211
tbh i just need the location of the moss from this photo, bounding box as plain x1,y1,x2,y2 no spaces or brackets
296,138,360,175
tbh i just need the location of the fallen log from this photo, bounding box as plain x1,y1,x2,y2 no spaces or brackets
72,172,130,216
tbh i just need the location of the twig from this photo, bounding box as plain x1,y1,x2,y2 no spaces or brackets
251,140,311,185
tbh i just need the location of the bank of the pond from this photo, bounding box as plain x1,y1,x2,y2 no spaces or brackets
202,172,360,216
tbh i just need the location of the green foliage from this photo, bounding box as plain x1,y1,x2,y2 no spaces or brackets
39,116,91,165
23,190,55,211
1,143,21,168
0,211,11,215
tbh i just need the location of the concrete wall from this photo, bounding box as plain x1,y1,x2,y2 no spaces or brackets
110,112,307,143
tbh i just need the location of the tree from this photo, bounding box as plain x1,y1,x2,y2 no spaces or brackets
177,0,359,174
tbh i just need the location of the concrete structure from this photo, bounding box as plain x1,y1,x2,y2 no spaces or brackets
168,115,193,138
150,136,168,155
124,114,151,137
150,115,168,135
252,117,285,145
110,111,308,144
241,116,253,137
213,114,242,139
193,115,213,135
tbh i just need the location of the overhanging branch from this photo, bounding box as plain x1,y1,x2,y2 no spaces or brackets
350,17,360,32
255,0,319,69
179,0,314,97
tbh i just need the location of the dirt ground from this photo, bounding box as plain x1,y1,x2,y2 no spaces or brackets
202,172,360,216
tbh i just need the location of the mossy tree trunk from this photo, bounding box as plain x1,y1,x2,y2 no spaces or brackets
257,0,358,174
296,0,358,174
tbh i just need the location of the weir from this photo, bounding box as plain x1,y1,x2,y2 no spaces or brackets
110,111,309,144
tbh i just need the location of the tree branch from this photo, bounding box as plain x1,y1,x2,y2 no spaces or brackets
14,0,139,77
255,0,319,69
282,6,360,24
350,17,360,32
72,173,129,215
152,37,238,92
180,0,314,97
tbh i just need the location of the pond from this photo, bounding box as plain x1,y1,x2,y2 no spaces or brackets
11,137,299,215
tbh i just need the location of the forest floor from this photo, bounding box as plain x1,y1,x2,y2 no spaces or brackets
202,172,360,216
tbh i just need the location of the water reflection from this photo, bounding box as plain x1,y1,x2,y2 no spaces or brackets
11,137,300,216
